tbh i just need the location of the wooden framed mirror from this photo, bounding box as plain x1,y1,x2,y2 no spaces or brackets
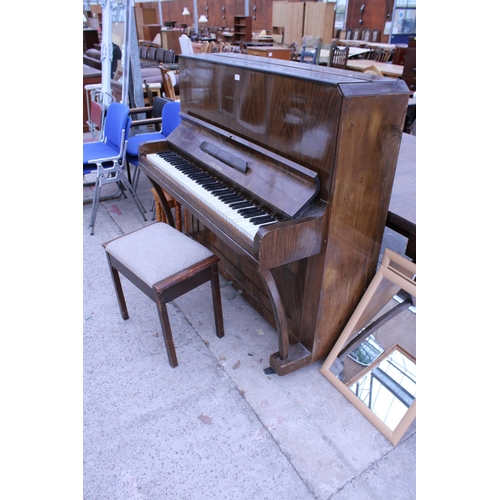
320,249,416,445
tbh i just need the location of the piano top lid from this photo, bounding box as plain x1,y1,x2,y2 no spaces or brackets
179,52,390,86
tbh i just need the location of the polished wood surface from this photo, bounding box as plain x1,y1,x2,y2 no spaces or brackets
139,53,409,374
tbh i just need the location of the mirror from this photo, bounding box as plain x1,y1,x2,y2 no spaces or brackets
320,249,416,445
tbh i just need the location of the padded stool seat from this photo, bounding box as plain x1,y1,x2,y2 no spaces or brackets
103,222,224,367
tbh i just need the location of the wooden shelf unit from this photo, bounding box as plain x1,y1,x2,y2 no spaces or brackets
233,16,252,43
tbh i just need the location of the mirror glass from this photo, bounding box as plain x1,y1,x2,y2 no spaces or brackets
320,249,416,445
347,345,416,431
329,296,416,433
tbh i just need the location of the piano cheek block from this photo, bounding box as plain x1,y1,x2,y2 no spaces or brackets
256,216,326,270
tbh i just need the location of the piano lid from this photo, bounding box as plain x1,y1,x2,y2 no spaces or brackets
165,113,321,218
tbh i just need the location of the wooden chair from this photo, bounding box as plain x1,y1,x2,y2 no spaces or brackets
103,222,225,368
371,48,393,63
159,65,179,101
330,44,350,69
288,42,299,61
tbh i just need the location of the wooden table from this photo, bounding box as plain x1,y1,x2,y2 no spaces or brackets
337,40,397,50
346,59,403,77
246,46,292,60
317,46,372,65
387,133,416,260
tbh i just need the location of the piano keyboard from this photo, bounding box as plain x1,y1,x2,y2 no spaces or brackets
147,150,280,240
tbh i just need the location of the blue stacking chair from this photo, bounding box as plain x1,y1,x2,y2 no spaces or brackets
126,100,181,188
126,100,181,164
126,100,182,221
83,102,147,235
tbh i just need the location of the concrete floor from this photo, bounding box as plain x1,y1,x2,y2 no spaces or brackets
83,161,416,499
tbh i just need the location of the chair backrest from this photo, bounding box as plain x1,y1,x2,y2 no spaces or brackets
300,44,318,64
200,41,210,53
330,44,349,69
155,48,165,63
103,102,131,152
179,34,194,55
301,35,321,49
140,45,149,59
159,65,177,100
163,49,176,64
316,43,332,66
147,47,157,61
161,101,182,137
288,42,299,61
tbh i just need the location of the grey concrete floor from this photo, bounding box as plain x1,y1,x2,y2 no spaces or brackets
83,163,416,500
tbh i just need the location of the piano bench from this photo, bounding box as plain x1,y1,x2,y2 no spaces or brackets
103,222,224,367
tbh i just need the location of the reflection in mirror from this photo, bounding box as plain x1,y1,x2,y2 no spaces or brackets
320,249,416,445
348,346,416,431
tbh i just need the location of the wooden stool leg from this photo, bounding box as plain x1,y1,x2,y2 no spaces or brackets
106,255,129,320
155,297,179,368
210,265,224,338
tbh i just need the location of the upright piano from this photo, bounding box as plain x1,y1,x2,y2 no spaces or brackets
138,53,409,375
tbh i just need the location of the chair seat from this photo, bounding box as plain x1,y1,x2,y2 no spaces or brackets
83,141,121,164
126,132,164,156
105,223,214,287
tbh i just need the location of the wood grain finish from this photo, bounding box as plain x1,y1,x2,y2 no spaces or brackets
139,53,409,374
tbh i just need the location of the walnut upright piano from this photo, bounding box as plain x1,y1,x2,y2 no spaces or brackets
139,53,409,375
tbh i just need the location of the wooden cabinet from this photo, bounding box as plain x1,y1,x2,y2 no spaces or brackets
402,38,416,92
280,1,336,46
83,65,101,133
143,24,162,42
304,2,336,42
160,29,182,55
83,29,100,52
233,16,252,43
284,3,305,45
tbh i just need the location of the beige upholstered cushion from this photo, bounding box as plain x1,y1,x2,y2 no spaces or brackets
105,223,214,287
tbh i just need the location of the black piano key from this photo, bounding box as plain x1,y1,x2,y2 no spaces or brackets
229,201,253,209
249,215,276,225
238,208,266,218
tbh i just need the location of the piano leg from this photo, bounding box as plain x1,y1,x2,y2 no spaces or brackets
259,268,312,375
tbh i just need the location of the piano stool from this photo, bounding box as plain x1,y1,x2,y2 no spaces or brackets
152,188,182,231
103,222,224,367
